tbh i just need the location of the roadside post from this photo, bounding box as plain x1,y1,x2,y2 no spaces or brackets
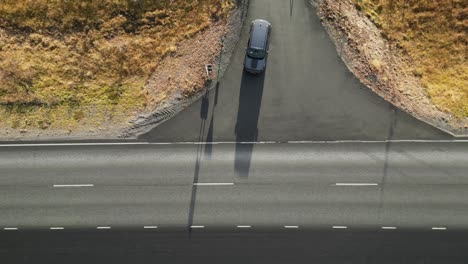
217,36,225,83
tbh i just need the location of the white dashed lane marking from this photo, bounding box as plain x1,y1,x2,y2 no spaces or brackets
0,225,452,231
53,184,94,188
332,226,348,229
193,183,234,186
335,183,378,186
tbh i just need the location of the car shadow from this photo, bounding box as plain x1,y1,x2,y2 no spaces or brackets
234,70,265,177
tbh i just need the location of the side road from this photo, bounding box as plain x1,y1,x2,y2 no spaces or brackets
140,0,455,142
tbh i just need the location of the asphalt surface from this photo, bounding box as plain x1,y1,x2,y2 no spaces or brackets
140,0,452,142
1,142,467,229
1,142,468,263
3,231,468,264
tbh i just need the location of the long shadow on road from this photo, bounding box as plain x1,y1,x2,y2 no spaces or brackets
187,91,210,235
234,71,265,177
3,230,468,264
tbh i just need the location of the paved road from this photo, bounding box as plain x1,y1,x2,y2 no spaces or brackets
1,142,467,229
1,142,468,263
3,231,468,264
140,0,451,142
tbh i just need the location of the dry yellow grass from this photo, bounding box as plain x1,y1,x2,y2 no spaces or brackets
353,0,467,117
0,0,234,130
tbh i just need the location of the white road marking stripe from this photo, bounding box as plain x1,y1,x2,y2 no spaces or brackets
335,183,378,186
97,226,111,229
1,140,466,147
332,226,348,229
193,183,234,186
50,227,64,230
287,140,466,143
432,227,447,230
381,226,397,230
143,226,158,229
53,184,94,188
0,142,148,147
237,225,251,228
284,226,299,229
3,227,18,230
190,225,205,229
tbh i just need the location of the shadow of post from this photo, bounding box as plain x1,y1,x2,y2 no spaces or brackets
234,71,265,177
204,83,220,159
379,105,396,213
187,91,210,236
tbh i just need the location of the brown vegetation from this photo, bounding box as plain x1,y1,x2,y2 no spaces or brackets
352,0,467,118
0,0,234,130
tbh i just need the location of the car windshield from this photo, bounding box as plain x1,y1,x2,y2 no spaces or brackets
247,47,266,59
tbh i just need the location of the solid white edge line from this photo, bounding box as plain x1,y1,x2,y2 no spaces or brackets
193,183,234,186
3,227,18,230
96,226,111,229
190,225,205,229
432,227,447,230
53,184,94,188
332,226,348,229
284,226,299,229
381,226,397,230
0,142,149,147
237,225,251,228
1,140,466,147
143,226,158,229
50,227,64,230
335,183,378,186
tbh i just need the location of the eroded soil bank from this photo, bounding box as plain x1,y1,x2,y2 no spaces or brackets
315,0,467,136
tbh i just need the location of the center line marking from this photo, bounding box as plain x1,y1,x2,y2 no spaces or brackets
50,227,64,230
53,184,94,188
237,225,251,228
97,226,111,229
193,183,234,186
335,183,378,186
190,225,205,229
381,226,397,230
284,225,299,229
432,227,447,230
3,227,18,230
332,226,348,229
143,226,158,229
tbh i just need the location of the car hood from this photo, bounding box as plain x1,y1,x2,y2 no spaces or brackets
244,56,266,71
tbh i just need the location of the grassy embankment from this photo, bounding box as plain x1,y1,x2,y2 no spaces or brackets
0,0,233,130
353,0,467,118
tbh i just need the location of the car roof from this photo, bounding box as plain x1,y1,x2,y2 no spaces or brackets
250,19,270,49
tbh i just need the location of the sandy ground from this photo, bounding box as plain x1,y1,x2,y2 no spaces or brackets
0,4,245,141
315,0,468,136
